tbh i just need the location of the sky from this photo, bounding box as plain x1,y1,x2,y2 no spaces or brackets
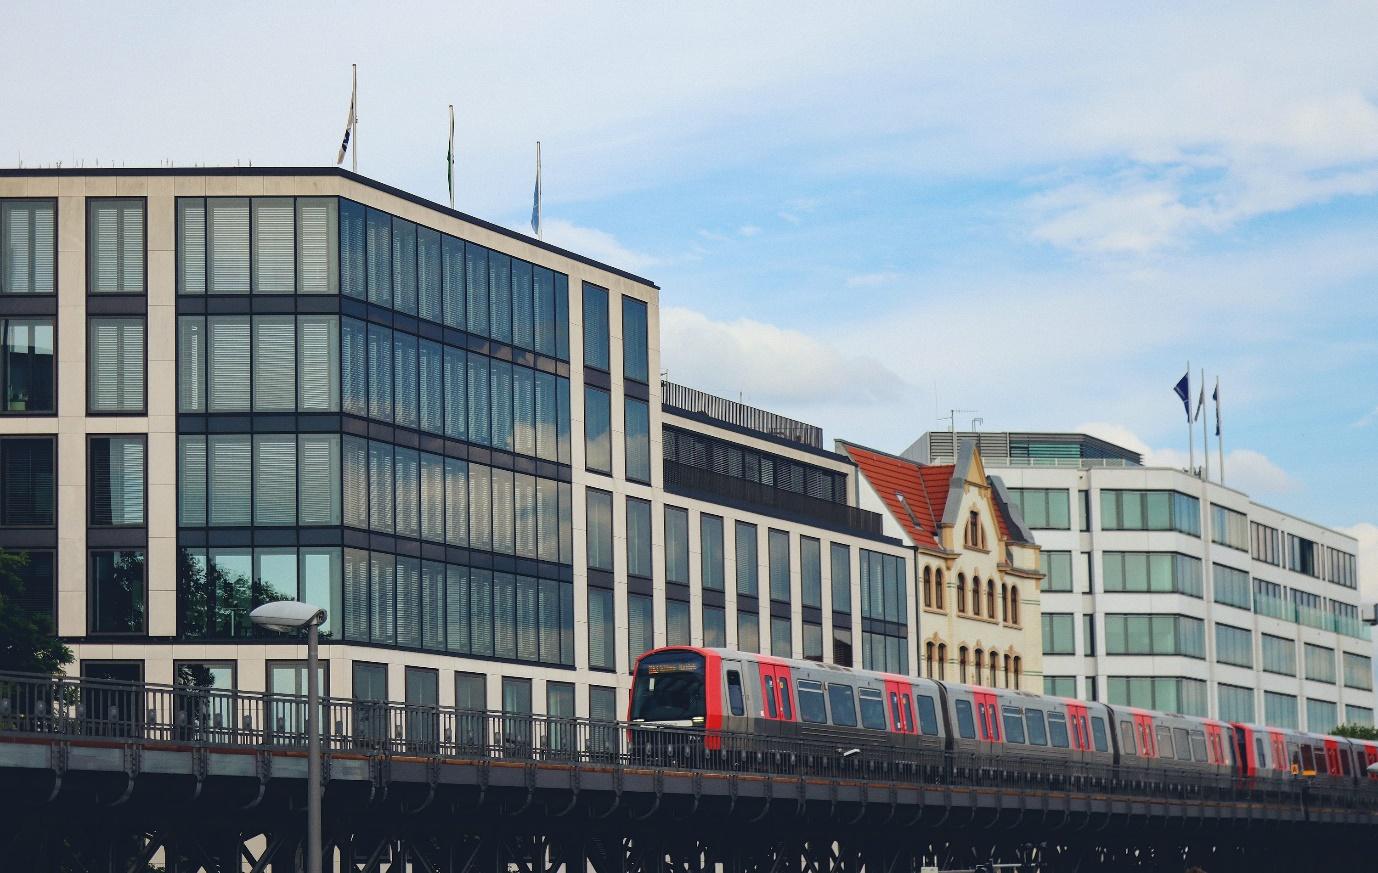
4,2,1378,592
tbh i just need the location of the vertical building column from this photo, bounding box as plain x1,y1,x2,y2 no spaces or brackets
56,180,87,638
145,181,178,639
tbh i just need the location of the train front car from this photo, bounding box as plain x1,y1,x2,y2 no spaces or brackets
628,647,720,765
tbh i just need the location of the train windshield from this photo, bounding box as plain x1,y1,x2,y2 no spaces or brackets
631,651,706,722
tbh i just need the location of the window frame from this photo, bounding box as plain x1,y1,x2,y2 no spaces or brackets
1,316,58,416
86,197,147,296
1,198,58,295
87,434,148,528
86,315,147,415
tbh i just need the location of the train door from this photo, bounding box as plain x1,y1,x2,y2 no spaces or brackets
1204,724,1230,769
1133,712,1157,760
1065,702,1092,760
972,690,1002,750
1268,731,1287,774
1233,725,1256,777
721,658,748,734
1323,739,1341,777
756,660,794,735
1362,742,1378,779
884,679,915,736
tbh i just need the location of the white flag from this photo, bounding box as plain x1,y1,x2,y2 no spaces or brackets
531,141,542,238
337,67,357,166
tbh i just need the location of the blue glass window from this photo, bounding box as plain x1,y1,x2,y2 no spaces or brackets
341,317,366,416
466,355,490,446
443,345,467,440
468,464,492,552
469,568,493,657
555,274,570,361
418,339,443,434
582,283,610,370
624,396,650,483
393,447,419,539
441,235,465,329
513,365,535,457
393,331,418,430
534,371,558,462
465,245,488,337
391,218,417,315
622,296,649,383
365,208,391,307
556,376,572,464
511,260,534,350
417,226,442,323
367,440,393,533
488,251,511,344
533,265,556,357
584,385,611,474
489,360,513,451
339,200,366,299
491,468,514,555
366,324,392,422
444,458,468,548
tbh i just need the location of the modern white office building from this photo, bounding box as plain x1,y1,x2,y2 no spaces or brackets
907,431,1376,732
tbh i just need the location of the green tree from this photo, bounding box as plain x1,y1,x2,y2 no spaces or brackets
1333,723,1378,741
0,549,71,674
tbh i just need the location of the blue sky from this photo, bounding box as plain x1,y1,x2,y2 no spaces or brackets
4,2,1377,581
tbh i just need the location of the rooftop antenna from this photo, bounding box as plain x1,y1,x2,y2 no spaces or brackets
971,416,984,431
938,408,978,434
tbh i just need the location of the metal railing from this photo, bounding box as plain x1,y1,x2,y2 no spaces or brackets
0,670,1373,815
930,456,1138,469
663,460,883,536
662,382,823,449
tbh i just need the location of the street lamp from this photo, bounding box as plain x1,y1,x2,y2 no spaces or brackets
251,601,327,873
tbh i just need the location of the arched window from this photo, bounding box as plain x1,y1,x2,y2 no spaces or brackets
935,570,944,609
959,647,969,683
956,574,966,612
923,566,932,608
986,579,996,618
1013,656,1022,690
974,648,984,681
1009,586,1020,625
937,644,947,680
1003,654,1011,688
967,510,981,548
925,641,935,677
970,576,980,616
1001,583,1009,622
989,659,997,686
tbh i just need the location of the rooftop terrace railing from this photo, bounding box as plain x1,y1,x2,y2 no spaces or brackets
663,460,883,536
662,382,823,449
929,455,1138,469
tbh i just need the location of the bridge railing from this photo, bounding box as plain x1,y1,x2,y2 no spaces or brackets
0,671,1371,813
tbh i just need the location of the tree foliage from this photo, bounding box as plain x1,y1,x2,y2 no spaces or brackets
1332,722,1378,741
0,549,72,674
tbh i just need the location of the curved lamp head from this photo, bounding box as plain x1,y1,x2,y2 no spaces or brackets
250,600,327,632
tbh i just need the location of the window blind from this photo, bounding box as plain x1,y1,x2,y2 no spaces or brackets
252,198,294,293
514,473,537,559
467,464,491,552
513,366,535,456
253,316,296,411
534,372,557,462
176,198,206,294
443,346,467,440
177,317,206,411
365,208,391,307
89,200,144,294
488,252,512,344
342,549,369,641
493,572,515,659
465,245,488,336
2,201,55,293
369,552,396,644
207,199,250,294
207,316,250,411
537,478,559,563
510,260,534,350
516,575,539,662
292,434,337,528
533,266,556,357
588,587,614,670
466,355,490,446
539,579,560,664
342,436,368,529
296,197,337,294
420,452,445,542
392,332,418,429
469,569,493,656
254,435,297,526
446,565,470,653
442,235,465,329
395,557,421,648
391,218,417,315
297,315,338,411
491,468,514,555
393,447,419,539
341,318,366,416
444,458,468,548
421,562,446,650
417,226,442,322
1,437,55,526
366,324,392,421
368,440,394,533
418,339,443,434
489,361,513,451
90,437,145,526
88,317,144,412
207,435,251,526
178,436,207,526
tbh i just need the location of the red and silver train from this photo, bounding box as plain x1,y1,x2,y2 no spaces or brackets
629,647,1378,784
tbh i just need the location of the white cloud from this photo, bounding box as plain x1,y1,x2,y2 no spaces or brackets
846,271,901,288
737,225,761,237
1338,522,1378,604
659,307,909,408
539,219,659,273
1076,422,1299,496
1353,405,1378,428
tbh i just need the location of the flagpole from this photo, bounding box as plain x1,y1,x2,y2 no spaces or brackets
352,64,358,173
1200,368,1209,482
531,141,543,240
448,104,455,209
1186,361,1195,475
1216,377,1224,486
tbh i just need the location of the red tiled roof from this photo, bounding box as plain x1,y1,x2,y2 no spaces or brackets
844,444,954,549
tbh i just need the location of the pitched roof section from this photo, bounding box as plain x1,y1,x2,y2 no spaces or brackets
842,441,1037,550
842,443,953,549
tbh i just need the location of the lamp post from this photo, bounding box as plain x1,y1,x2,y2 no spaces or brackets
251,600,327,873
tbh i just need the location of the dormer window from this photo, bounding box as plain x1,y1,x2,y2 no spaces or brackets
966,510,987,549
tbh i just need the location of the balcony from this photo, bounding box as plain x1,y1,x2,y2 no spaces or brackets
661,382,823,449
663,460,883,537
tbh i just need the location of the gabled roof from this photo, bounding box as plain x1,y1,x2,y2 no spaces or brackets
842,443,953,549
841,440,1036,550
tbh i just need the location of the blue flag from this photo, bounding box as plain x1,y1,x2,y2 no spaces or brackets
1173,372,1190,421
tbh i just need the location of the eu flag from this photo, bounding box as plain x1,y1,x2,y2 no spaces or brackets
1173,372,1190,421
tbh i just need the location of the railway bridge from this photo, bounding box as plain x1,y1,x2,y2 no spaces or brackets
0,672,1374,873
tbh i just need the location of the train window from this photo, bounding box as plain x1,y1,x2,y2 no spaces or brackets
1340,747,1351,777
1119,721,1136,756
1002,706,1026,744
858,689,887,730
1091,717,1109,752
779,678,793,721
1189,732,1207,763
1301,745,1315,774
1171,728,1190,761
916,695,938,736
827,684,858,727
954,699,977,739
903,695,918,734
1047,712,1070,748
764,677,778,719
797,680,827,724
726,671,745,717
1156,727,1173,760
1254,737,1267,770
1025,710,1048,746
889,692,903,730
